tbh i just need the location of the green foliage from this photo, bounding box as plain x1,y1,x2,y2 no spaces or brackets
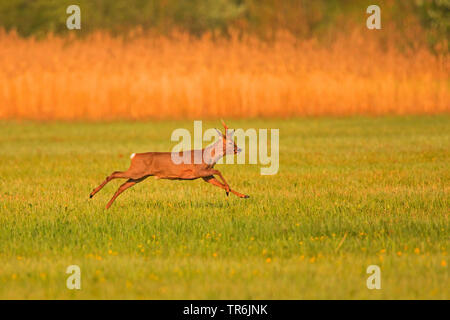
0,0,247,36
414,0,450,51
0,0,447,46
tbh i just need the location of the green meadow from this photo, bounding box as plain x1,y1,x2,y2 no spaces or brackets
0,116,448,299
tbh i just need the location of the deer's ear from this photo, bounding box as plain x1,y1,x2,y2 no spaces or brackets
215,128,224,138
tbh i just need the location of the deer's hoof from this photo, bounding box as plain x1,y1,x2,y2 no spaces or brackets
89,194,93,199
243,195,250,198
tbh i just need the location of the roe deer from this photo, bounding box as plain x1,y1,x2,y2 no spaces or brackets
89,120,249,209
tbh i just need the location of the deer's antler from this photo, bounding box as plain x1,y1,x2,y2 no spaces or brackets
221,119,229,131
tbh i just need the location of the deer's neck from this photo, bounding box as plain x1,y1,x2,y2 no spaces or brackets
203,141,224,166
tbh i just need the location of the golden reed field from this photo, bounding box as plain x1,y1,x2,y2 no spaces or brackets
0,28,448,120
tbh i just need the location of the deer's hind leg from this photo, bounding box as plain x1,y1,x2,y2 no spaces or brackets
105,176,147,209
90,171,132,198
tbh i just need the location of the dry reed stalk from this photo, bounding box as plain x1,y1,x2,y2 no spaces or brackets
0,29,448,120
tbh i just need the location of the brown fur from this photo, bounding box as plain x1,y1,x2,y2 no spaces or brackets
90,121,249,209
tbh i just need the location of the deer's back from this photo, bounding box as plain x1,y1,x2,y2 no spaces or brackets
130,151,207,180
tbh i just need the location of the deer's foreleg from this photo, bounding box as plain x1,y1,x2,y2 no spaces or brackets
210,170,231,195
202,176,249,198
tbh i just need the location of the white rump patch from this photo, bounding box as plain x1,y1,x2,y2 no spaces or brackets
130,153,136,159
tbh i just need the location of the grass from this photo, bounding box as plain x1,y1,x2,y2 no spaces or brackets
0,116,448,299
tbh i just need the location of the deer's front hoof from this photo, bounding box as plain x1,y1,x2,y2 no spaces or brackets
243,195,250,198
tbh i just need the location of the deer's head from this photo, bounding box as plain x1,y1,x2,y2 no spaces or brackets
215,120,241,155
